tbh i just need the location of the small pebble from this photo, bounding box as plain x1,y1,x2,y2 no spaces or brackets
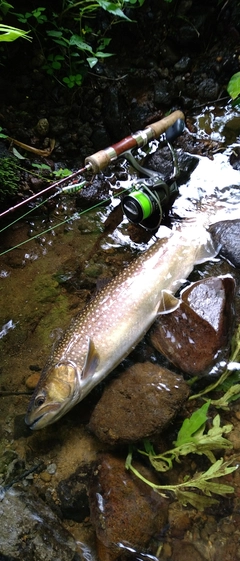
25,373,40,390
40,471,52,483
47,463,57,475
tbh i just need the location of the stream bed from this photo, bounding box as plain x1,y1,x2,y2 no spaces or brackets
0,104,240,561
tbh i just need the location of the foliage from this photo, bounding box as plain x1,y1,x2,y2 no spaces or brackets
0,126,7,138
0,1,32,41
227,72,240,108
31,162,73,179
0,1,144,87
0,157,20,202
190,324,240,407
126,402,237,510
0,23,31,41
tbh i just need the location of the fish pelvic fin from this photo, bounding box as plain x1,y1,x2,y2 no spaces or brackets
158,290,181,315
82,337,100,379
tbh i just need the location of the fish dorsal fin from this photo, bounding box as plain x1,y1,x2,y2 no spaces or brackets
158,290,181,315
82,337,99,379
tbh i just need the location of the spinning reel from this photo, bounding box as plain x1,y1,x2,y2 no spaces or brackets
121,117,185,230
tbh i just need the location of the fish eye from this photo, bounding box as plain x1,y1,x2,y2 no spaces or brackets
34,394,46,408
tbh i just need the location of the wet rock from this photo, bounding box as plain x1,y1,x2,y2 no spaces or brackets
145,146,198,184
208,219,240,268
88,453,169,561
35,118,49,137
196,78,219,101
154,79,173,106
49,116,67,136
88,362,189,445
102,87,129,141
150,276,235,376
230,146,240,171
0,487,76,560
174,56,192,73
76,177,112,209
57,466,91,522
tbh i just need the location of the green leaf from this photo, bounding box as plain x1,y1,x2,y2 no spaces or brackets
46,30,63,38
87,57,98,68
0,126,7,139
12,147,25,159
0,24,31,42
31,163,52,171
210,384,240,409
69,34,93,53
174,401,210,447
96,0,132,21
0,2,13,16
175,489,218,510
227,72,240,100
95,50,114,58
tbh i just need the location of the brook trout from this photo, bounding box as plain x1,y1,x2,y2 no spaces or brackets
25,224,217,429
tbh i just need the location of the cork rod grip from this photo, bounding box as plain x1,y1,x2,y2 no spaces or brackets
147,110,185,137
85,110,185,173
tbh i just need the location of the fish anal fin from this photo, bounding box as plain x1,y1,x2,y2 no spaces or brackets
82,337,99,379
158,290,181,315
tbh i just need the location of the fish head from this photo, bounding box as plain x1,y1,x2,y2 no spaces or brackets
25,361,80,430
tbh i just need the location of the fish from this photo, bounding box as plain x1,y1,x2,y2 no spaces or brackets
25,222,217,429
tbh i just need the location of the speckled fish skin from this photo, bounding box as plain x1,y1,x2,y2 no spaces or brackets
25,224,217,430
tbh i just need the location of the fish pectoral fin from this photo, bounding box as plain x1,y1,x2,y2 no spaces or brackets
158,290,181,315
82,337,99,379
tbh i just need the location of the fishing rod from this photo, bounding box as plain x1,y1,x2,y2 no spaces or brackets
0,110,184,220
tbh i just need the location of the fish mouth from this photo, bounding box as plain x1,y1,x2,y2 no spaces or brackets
25,402,63,430
25,413,44,430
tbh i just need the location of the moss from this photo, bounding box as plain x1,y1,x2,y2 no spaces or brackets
0,157,20,202
34,294,71,347
32,273,60,304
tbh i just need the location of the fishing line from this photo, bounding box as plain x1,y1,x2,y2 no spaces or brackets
0,197,52,234
0,170,86,235
0,111,185,255
0,188,129,257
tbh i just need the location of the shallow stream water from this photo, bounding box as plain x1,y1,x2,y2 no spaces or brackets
0,104,240,561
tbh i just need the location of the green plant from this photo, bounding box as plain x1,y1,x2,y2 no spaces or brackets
0,126,7,138
7,1,144,87
0,1,13,16
126,401,237,510
190,324,240,407
227,72,240,107
0,1,32,41
0,157,20,202
31,162,73,179
14,6,48,25
0,23,31,41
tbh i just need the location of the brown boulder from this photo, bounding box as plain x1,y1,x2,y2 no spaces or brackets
88,453,169,561
88,362,189,445
150,275,235,376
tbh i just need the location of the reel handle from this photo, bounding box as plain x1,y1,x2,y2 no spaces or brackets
85,110,185,173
